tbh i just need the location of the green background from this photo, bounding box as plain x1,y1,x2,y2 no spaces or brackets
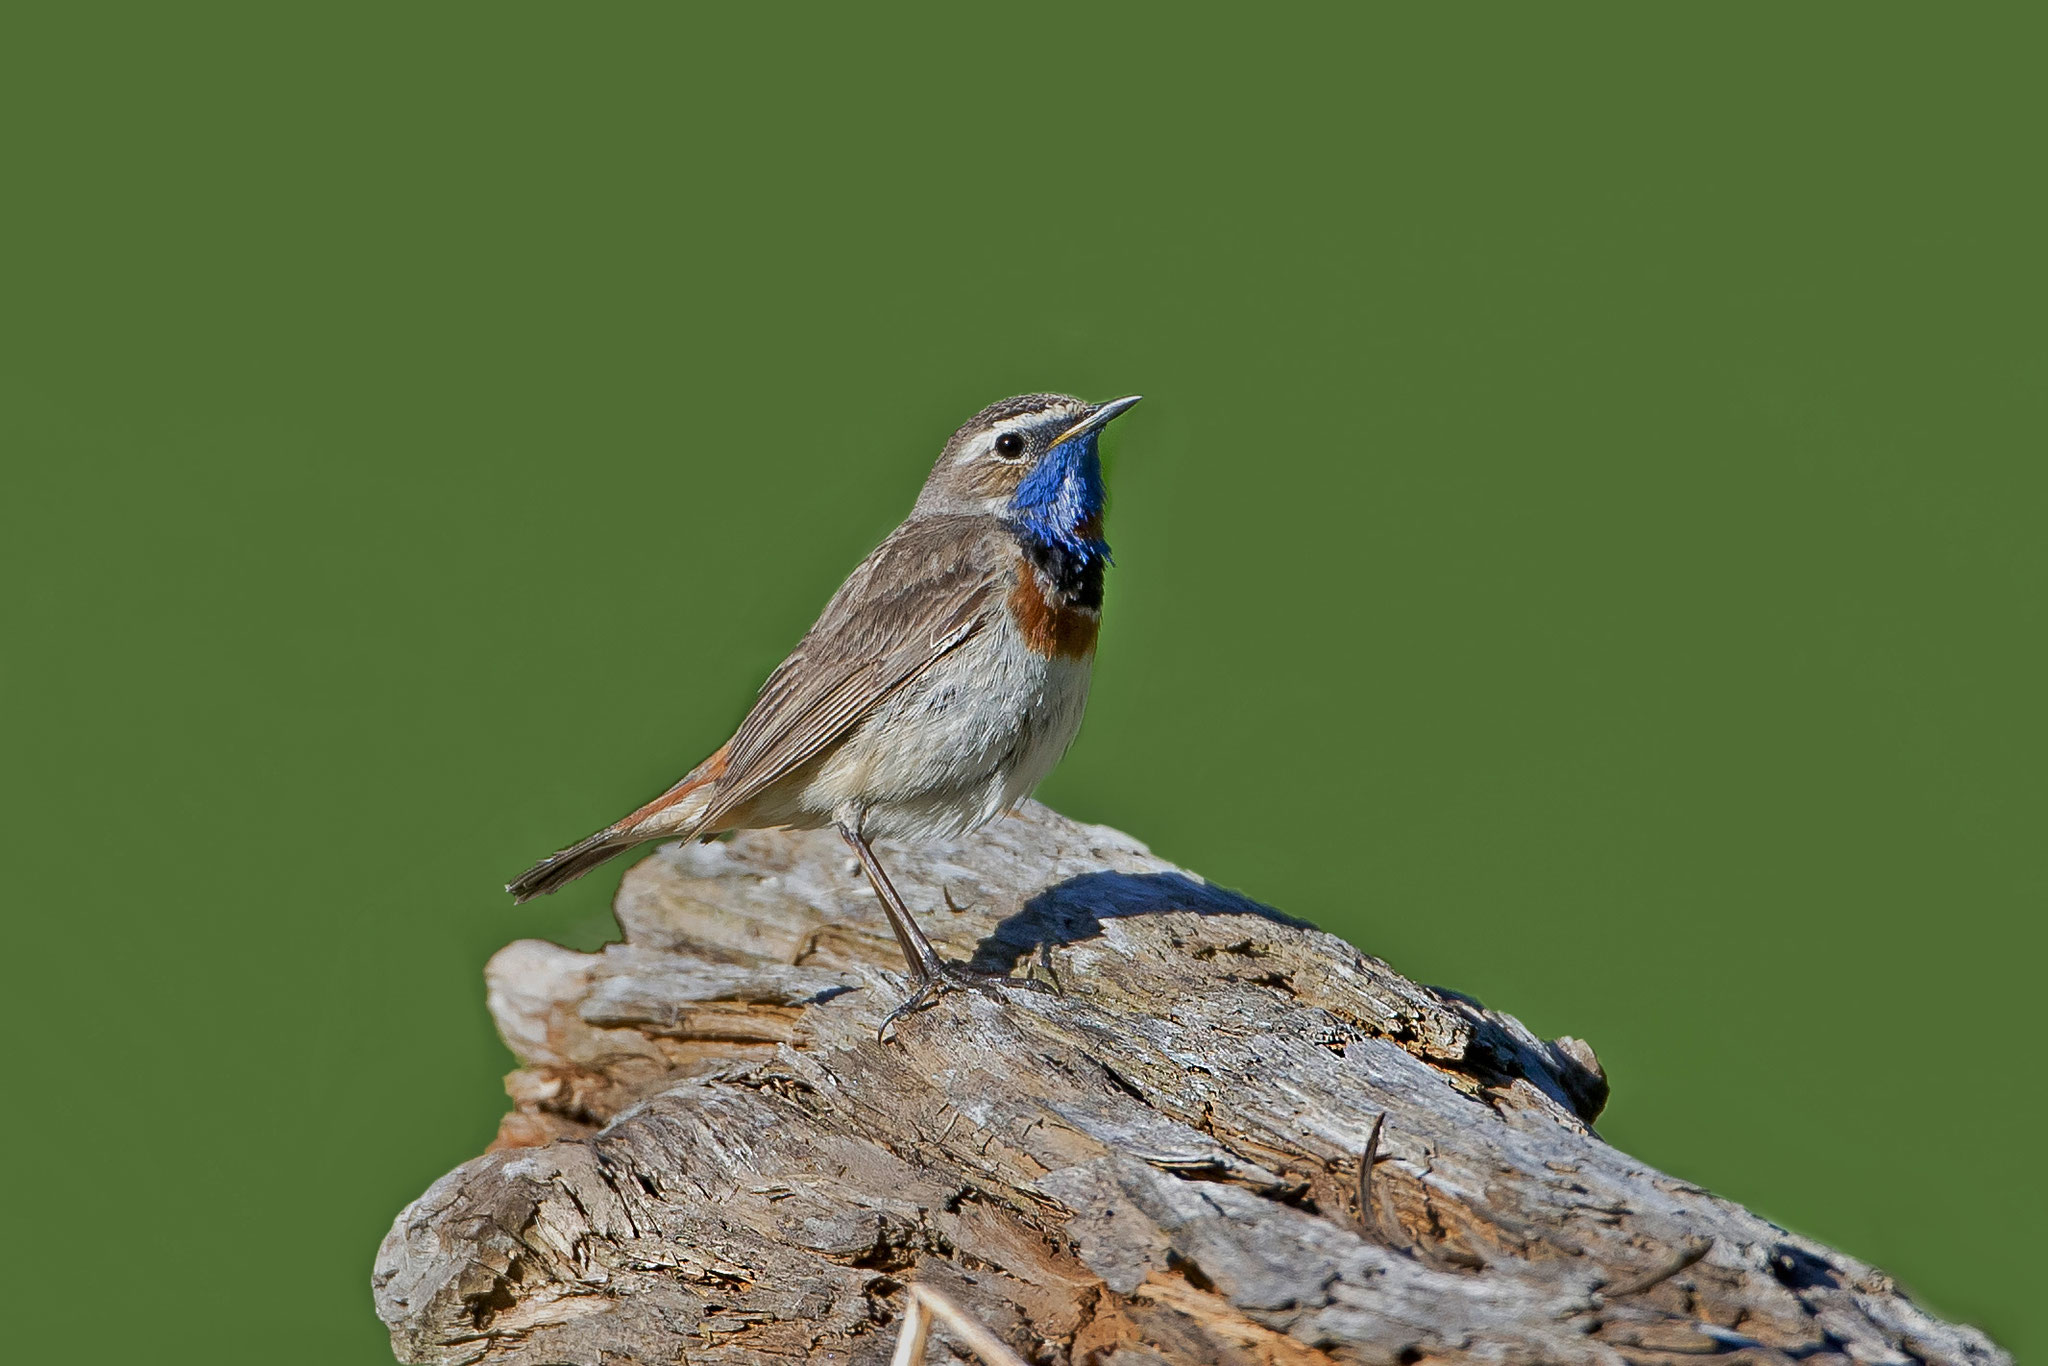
4,6,2040,1361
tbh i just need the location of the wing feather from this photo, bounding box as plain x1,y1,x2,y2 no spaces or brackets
700,515,1008,828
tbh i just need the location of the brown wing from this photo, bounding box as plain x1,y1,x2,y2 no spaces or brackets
699,515,1009,829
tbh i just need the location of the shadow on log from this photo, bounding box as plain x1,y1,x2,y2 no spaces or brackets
374,804,2006,1366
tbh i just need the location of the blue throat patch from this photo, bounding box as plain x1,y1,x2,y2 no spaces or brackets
1008,433,1112,565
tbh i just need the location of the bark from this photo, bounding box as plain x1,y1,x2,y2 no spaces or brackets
374,803,2006,1366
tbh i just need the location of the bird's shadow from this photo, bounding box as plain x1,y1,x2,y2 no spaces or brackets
967,870,1311,975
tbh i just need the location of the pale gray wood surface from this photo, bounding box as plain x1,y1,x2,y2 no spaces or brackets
375,803,2006,1366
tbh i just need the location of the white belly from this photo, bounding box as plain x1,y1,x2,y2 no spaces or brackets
804,619,1093,841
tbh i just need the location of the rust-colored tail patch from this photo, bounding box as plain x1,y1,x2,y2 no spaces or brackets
622,742,730,829
505,743,734,903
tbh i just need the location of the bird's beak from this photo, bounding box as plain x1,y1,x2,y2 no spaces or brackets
1051,394,1143,447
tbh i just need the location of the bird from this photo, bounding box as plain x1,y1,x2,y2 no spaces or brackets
508,392,1142,1028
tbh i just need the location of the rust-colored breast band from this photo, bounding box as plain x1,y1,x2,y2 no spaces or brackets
1008,560,1100,660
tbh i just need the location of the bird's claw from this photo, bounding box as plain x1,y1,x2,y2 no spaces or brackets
876,964,1052,1041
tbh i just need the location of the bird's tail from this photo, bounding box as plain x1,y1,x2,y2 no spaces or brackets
506,744,729,903
506,826,645,902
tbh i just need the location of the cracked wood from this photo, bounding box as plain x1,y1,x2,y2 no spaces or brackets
374,803,2007,1366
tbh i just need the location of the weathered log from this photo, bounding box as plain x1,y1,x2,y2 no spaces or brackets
374,803,2006,1366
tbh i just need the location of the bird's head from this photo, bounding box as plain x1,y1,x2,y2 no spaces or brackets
915,393,1142,560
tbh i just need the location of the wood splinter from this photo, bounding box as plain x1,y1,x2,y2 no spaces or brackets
1357,1111,1387,1236
890,1284,1029,1366
1603,1236,1715,1298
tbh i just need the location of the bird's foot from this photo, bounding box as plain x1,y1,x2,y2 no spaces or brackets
877,962,1054,1041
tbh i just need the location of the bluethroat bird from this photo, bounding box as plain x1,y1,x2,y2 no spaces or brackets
509,393,1142,1026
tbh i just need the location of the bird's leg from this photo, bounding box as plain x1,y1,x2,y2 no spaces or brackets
837,821,951,986
836,822,1044,1036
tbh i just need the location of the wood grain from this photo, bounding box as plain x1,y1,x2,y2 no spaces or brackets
375,803,2006,1366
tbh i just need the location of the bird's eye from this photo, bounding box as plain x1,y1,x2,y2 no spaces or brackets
994,432,1025,458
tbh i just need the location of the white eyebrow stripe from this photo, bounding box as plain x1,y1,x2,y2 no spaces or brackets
949,405,1088,464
